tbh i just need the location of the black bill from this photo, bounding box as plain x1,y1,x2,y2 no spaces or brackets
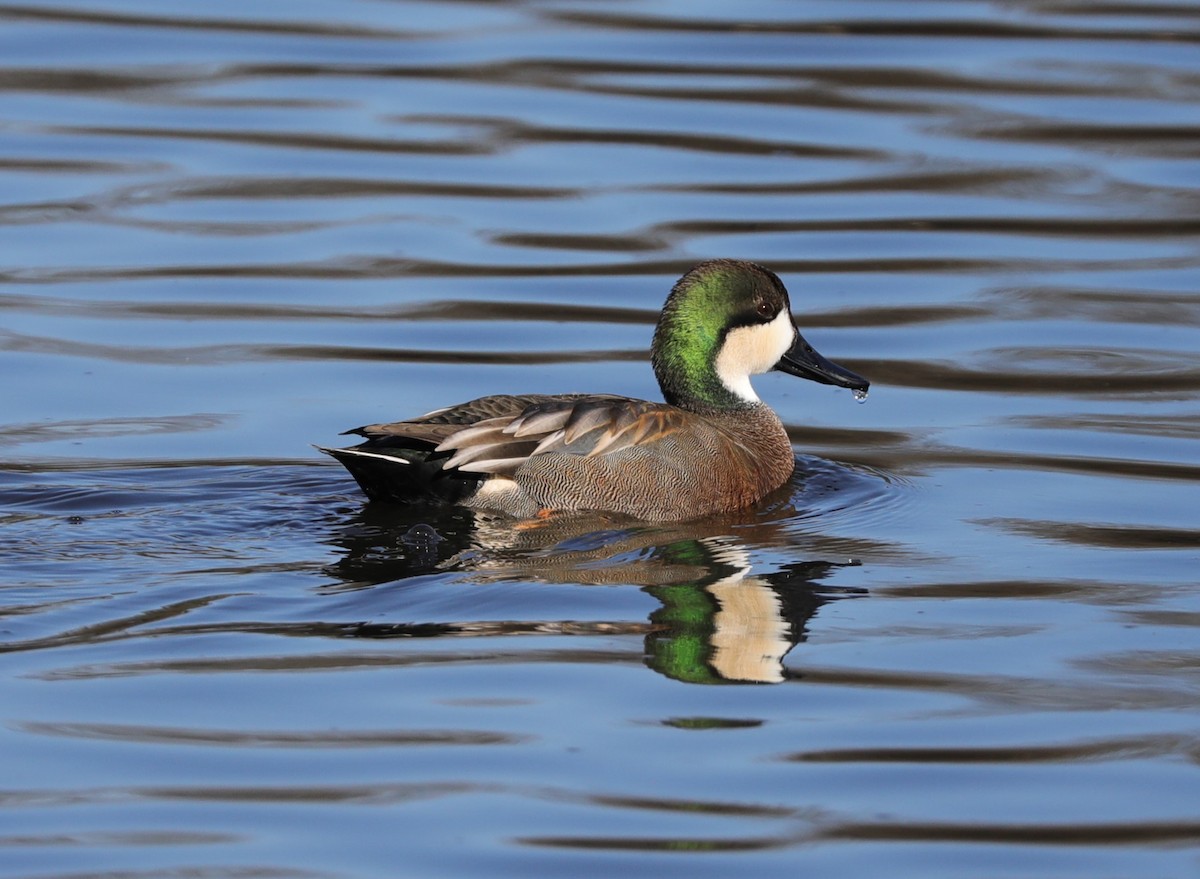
775,332,869,392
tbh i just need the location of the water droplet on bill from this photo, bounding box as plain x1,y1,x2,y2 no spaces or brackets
852,388,869,403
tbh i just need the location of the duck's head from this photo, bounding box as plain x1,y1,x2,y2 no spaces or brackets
652,259,869,412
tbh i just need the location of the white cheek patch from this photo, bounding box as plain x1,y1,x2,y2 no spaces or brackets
714,309,795,403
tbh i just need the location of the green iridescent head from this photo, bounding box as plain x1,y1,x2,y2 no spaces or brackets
651,259,869,412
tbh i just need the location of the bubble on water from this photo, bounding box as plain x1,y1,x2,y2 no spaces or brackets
852,388,869,403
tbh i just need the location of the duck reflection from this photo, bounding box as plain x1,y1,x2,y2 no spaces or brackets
320,487,870,685
645,553,854,684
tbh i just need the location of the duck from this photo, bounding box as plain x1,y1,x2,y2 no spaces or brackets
318,259,868,521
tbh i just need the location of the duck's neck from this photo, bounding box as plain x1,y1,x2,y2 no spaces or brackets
652,313,754,413
655,358,752,412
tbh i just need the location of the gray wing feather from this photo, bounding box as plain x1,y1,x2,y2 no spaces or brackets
352,393,683,477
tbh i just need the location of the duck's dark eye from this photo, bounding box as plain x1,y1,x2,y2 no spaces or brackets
755,300,775,320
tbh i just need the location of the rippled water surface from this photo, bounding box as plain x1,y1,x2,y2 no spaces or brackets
2,2,1199,877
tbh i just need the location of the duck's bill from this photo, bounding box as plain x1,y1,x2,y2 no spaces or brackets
776,332,869,392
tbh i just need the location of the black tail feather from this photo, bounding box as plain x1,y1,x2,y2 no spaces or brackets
318,446,482,505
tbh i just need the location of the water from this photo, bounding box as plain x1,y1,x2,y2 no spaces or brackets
2,1,1199,877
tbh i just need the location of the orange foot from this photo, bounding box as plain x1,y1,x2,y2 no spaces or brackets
514,508,557,530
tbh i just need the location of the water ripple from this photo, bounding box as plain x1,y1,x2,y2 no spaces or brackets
2,3,1199,877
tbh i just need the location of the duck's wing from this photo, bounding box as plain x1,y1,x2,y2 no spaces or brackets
319,395,605,503
320,393,694,506
331,393,689,477
343,393,691,473
343,394,591,448
432,395,688,476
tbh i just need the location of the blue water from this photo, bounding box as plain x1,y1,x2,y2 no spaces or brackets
2,2,1199,877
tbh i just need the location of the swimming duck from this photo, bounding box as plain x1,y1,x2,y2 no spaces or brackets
319,259,868,521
